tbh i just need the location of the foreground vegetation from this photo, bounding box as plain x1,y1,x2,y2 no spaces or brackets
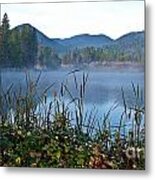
0,71,145,169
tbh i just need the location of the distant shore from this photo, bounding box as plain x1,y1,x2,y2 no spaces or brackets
0,61,144,72
61,61,144,72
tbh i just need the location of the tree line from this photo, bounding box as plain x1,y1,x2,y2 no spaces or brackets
62,46,144,66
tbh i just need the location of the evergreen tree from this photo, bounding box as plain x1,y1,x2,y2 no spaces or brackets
0,13,10,66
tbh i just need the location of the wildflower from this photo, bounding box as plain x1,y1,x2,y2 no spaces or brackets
55,136,59,140
17,130,22,135
64,136,68,139
15,157,21,165
85,142,88,146
78,145,84,152
27,131,31,136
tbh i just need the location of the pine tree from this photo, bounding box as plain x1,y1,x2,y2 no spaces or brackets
0,13,10,66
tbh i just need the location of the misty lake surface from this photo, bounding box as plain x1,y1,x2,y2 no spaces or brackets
1,68,144,127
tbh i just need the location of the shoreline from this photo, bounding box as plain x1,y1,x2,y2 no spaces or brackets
61,61,144,72
0,62,144,72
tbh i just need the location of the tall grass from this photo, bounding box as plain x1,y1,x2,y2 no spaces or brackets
0,71,145,169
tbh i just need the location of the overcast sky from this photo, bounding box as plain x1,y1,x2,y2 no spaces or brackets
1,0,144,39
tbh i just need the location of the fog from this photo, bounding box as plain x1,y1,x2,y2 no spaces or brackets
0,68,144,125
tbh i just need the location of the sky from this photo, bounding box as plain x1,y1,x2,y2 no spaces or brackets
0,0,144,39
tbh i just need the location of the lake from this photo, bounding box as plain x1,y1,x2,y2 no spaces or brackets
1,68,144,128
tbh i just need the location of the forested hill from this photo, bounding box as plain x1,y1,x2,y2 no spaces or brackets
115,31,144,53
54,34,113,49
116,31,144,43
0,13,144,69
12,23,144,54
14,24,144,50
13,24,66,53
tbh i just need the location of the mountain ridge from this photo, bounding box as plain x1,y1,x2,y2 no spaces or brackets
53,33,113,49
11,24,144,59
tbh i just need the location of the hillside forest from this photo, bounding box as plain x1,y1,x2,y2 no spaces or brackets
0,13,144,69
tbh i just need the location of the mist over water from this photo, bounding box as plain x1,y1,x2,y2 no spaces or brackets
1,68,144,126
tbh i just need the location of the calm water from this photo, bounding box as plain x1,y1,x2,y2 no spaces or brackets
1,68,144,126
